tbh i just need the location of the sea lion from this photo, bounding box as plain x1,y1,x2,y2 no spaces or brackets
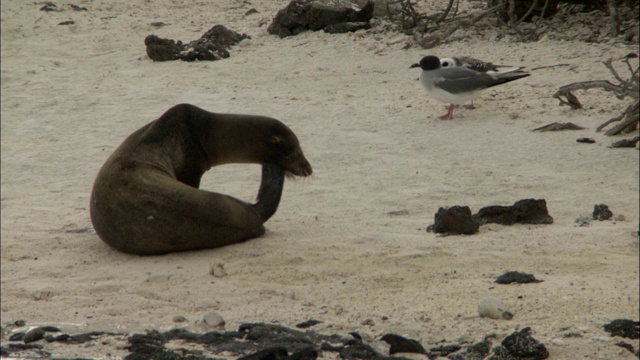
89,103,312,255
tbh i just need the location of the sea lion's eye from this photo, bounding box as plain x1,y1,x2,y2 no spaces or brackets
270,134,292,155
270,135,282,144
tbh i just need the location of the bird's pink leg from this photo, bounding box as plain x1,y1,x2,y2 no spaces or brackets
439,104,455,120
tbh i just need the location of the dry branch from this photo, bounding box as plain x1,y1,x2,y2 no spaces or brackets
553,80,629,109
415,4,502,48
598,99,640,135
554,57,639,136
606,0,619,37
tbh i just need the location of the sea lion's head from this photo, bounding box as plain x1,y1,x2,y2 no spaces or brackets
262,121,313,178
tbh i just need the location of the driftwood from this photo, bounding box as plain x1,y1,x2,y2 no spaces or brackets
553,56,639,136
597,99,640,135
553,80,631,108
609,135,640,148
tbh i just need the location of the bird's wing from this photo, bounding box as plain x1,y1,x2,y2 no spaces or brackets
432,68,497,94
456,56,498,72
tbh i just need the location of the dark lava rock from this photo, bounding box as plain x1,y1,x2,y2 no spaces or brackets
449,338,491,360
431,206,479,235
182,25,250,61
473,199,553,225
0,343,48,358
70,4,88,11
603,319,640,339
267,0,374,38
288,346,319,360
145,25,249,62
495,271,543,284
144,35,182,61
69,331,118,344
324,21,371,34
615,341,635,354
125,331,169,360
239,323,315,348
40,2,58,12
592,204,613,221
380,333,427,355
428,344,462,358
335,340,395,360
124,323,353,359
296,319,323,329
488,327,549,360
576,137,596,143
237,346,289,360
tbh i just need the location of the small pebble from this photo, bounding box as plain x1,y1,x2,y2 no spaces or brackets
551,338,567,346
31,290,53,301
478,297,513,320
563,332,583,338
574,215,591,227
614,214,626,221
361,318,375,326
173,315,188,323
209,261,226,277
203,312,225,330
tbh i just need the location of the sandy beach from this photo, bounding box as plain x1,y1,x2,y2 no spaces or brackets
1,0,638,358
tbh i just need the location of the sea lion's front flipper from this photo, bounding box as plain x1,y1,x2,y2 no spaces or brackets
253,163,285,222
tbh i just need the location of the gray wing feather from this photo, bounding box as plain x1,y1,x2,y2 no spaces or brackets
433,68,498,94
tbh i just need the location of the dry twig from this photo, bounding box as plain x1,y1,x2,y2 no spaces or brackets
554,57,639,136
531,63,570,71
415,4,503,48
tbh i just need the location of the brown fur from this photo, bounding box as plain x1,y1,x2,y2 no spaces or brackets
90,104,312,255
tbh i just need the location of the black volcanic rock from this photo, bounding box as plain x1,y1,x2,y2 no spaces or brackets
431,206,480,235
488,327,549,360
592,204,613,221
473,199,553,225
145,25,249,62
495,271,543,284
267,0,374,38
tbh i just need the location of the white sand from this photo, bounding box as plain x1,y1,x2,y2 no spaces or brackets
1,0,638,358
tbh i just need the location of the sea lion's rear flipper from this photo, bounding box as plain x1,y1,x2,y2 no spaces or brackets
253,163,285,222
